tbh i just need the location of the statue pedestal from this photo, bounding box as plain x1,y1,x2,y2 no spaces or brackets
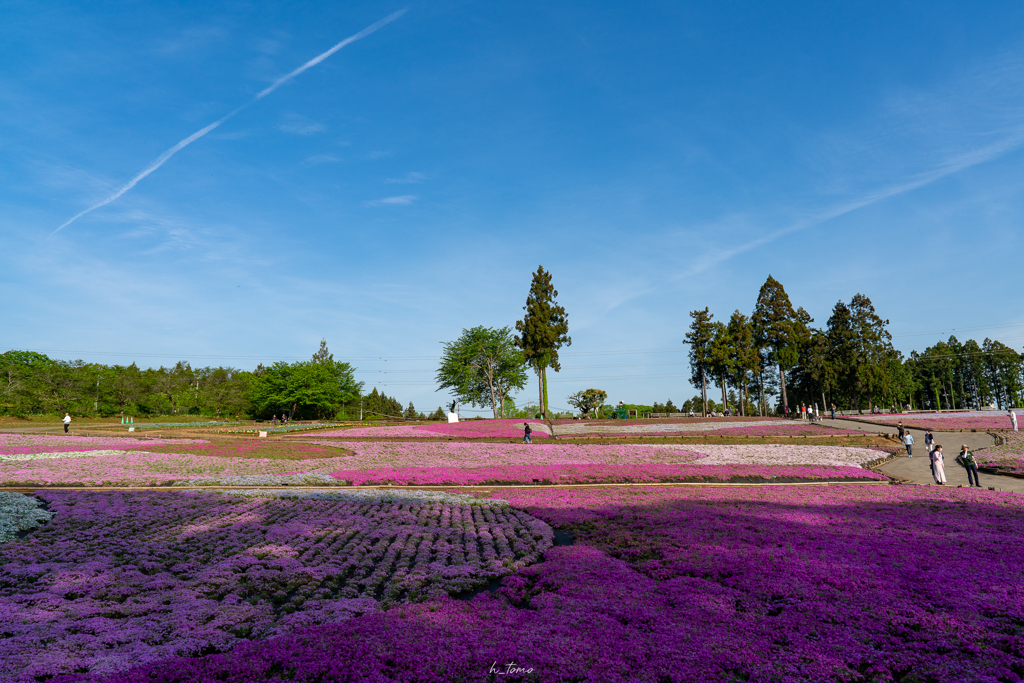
447,412,459,424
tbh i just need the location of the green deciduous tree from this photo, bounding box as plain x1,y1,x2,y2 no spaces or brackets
437,326,529,418
514,266,571,419
566,388,607,418
248,340,362,420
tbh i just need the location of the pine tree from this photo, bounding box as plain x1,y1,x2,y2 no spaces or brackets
514,266,571,419
404,401,418,420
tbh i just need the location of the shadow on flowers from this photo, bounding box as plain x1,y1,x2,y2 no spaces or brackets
38,485,1024,683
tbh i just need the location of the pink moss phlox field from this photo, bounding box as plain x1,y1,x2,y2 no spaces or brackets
847,411,1018,430
0,441,883,485
299,441,881,469
0,434,206,456
306,419,551,439
0,490,551,682
63,486,1024,683
327,463,886,486
554,422,864,438
0,450,360,486
142,441,351,459
977,431,1024,473
547,416,785,425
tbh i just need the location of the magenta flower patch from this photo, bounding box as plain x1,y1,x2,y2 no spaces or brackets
46,485,1024,683
0,490,551,681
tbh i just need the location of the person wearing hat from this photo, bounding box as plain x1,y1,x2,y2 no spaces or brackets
960,444,981,488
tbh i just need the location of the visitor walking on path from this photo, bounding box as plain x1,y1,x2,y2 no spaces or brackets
897,422,905,441
1012,410,1019,432
522,422,532,444
831,403,836,419
931,445,947,485
62,413,71,434
960,444,981,488
903,432,914,457
924,429,934,451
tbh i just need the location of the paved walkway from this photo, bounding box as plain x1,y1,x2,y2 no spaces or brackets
819,417,1024,492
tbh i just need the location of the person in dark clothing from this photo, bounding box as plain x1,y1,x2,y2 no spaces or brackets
523,422,532,444
897,422,905,441
960,444,981,488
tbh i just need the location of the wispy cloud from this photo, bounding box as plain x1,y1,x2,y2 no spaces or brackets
155,26,227,56
279,113,326,135
672,52,1024,282
304,153,342,165
53,9,408,234
364,195,416,206
365,150,393,159
386,171,425,183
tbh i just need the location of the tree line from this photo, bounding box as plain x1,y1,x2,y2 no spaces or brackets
686,276,1023,416
0,341,439,420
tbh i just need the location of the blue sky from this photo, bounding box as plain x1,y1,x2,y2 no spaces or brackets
3,1,1024,414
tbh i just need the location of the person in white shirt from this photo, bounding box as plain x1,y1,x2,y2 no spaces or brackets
903,432,914,457
62,413,71,434
1011,411,1019,432
931,445,947,485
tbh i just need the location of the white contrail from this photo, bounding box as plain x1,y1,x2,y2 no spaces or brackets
54,9,407,234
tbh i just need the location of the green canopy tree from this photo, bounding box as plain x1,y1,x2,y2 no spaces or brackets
849,294,893,412
0,350,52,414
248,340,362,420
566,388,607,418
684,307,716,416
514,266,571,419
708,321,735,413
752,276,810,415
726,311,759,416
438,326,529,418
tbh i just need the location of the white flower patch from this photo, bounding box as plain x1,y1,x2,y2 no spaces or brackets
0,449,136,463
175,473,342,487
552,420,782,435
651,443,880,467
0,492,53,543
206,488,510,507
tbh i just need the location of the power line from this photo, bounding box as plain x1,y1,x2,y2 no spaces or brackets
892,321,1024,338
2,347,688,362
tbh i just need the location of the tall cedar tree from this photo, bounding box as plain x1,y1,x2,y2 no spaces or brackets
849,294,892,413
752,276,812,415
726,310,758,416
514,267,571,419
684,307,715,416
709,321,734,413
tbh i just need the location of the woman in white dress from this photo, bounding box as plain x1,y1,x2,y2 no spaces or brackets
931,445,947,485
